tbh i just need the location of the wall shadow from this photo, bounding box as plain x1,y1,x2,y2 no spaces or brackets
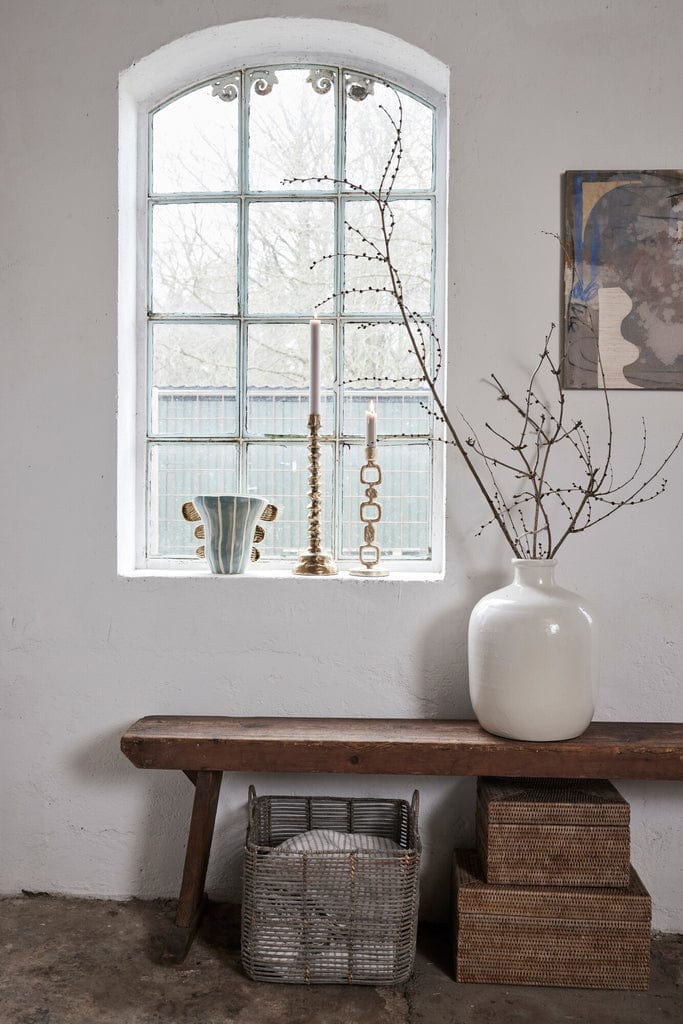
69,726,194,909
416,567,508,719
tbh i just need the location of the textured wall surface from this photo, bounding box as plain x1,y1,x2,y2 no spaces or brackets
1,0,681,928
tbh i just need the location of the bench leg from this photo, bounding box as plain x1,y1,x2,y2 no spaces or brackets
161,769,223,963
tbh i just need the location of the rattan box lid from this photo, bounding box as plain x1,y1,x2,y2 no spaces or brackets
454,850,650,922
477,777,630,827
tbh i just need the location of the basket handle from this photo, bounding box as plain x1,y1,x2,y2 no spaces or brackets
247,784,257,823
411,789,420,831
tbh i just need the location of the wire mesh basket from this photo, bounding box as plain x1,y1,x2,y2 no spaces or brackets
241,786,421,985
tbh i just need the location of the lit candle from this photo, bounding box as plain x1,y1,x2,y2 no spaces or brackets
366,399,377,446
309,318,321,416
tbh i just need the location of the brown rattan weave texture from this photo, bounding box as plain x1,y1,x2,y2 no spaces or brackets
476,777,630,887
241,787,421,985
453,850,651,990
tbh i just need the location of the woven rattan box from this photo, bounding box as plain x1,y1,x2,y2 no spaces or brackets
476,777,630,887
241,787,421,985
453,849,651,990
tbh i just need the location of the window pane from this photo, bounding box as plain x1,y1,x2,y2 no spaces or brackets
247,322,335,436
148,442,238,558
152,202,238,314
341,442,431,559
344,199,432,314
342,323,431,436
152,85,239,193
248,201,335,314
345,81,433,192
247,442,333,558
248,69,335,192
151,323,238,436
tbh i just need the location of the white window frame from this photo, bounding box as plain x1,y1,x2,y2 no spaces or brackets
118,19,449,576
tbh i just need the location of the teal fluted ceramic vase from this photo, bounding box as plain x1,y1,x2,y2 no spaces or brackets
191,495,277,574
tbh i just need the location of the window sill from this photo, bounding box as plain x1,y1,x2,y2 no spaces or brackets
120,567,444,582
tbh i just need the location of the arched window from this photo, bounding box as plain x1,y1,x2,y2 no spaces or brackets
118,21,448,574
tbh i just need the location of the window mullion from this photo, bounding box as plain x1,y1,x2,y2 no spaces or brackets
145,117,155,562
332,67,346,560
333,195,344,561
238,69,249,494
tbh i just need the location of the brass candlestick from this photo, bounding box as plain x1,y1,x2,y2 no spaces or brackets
349,444,389,577
292,413,338,576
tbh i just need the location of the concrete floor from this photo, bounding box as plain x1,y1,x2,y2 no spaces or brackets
1,895,681,1024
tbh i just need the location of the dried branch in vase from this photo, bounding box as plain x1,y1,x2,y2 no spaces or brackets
463,325,681,557
286,92,682,559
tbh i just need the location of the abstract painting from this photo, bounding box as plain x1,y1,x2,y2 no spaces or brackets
562,170,683,389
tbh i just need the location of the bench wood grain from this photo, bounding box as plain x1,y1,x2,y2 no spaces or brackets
122,717,683,780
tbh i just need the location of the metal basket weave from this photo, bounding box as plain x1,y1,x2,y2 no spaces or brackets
241,787,421,985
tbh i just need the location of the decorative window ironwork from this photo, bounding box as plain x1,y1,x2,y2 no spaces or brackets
146,64,438,566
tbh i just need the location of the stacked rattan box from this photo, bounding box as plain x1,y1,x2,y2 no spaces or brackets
241,786,421,985
453,777,651,990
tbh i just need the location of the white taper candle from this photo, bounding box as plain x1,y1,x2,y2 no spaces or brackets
309,318,321,416
366,399,377,446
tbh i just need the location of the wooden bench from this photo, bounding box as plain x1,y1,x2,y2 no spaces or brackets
120,717,683,962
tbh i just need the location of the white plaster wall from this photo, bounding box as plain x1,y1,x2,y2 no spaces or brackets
1,0,681,930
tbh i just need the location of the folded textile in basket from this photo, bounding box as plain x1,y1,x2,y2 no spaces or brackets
272,829,403,854
260,829,401,980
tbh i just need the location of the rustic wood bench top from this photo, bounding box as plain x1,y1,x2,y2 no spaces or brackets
121,716,683,780
120,716,683,963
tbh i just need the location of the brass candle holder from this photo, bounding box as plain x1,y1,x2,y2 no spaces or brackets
292,413,338,576
349,444,389,577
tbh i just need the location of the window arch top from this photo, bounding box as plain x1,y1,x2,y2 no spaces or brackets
120,18,448,110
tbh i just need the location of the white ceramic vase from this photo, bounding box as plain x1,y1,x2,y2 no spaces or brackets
468,559,598,742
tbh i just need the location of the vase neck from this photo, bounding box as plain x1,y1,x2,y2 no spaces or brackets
512,559,557,587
